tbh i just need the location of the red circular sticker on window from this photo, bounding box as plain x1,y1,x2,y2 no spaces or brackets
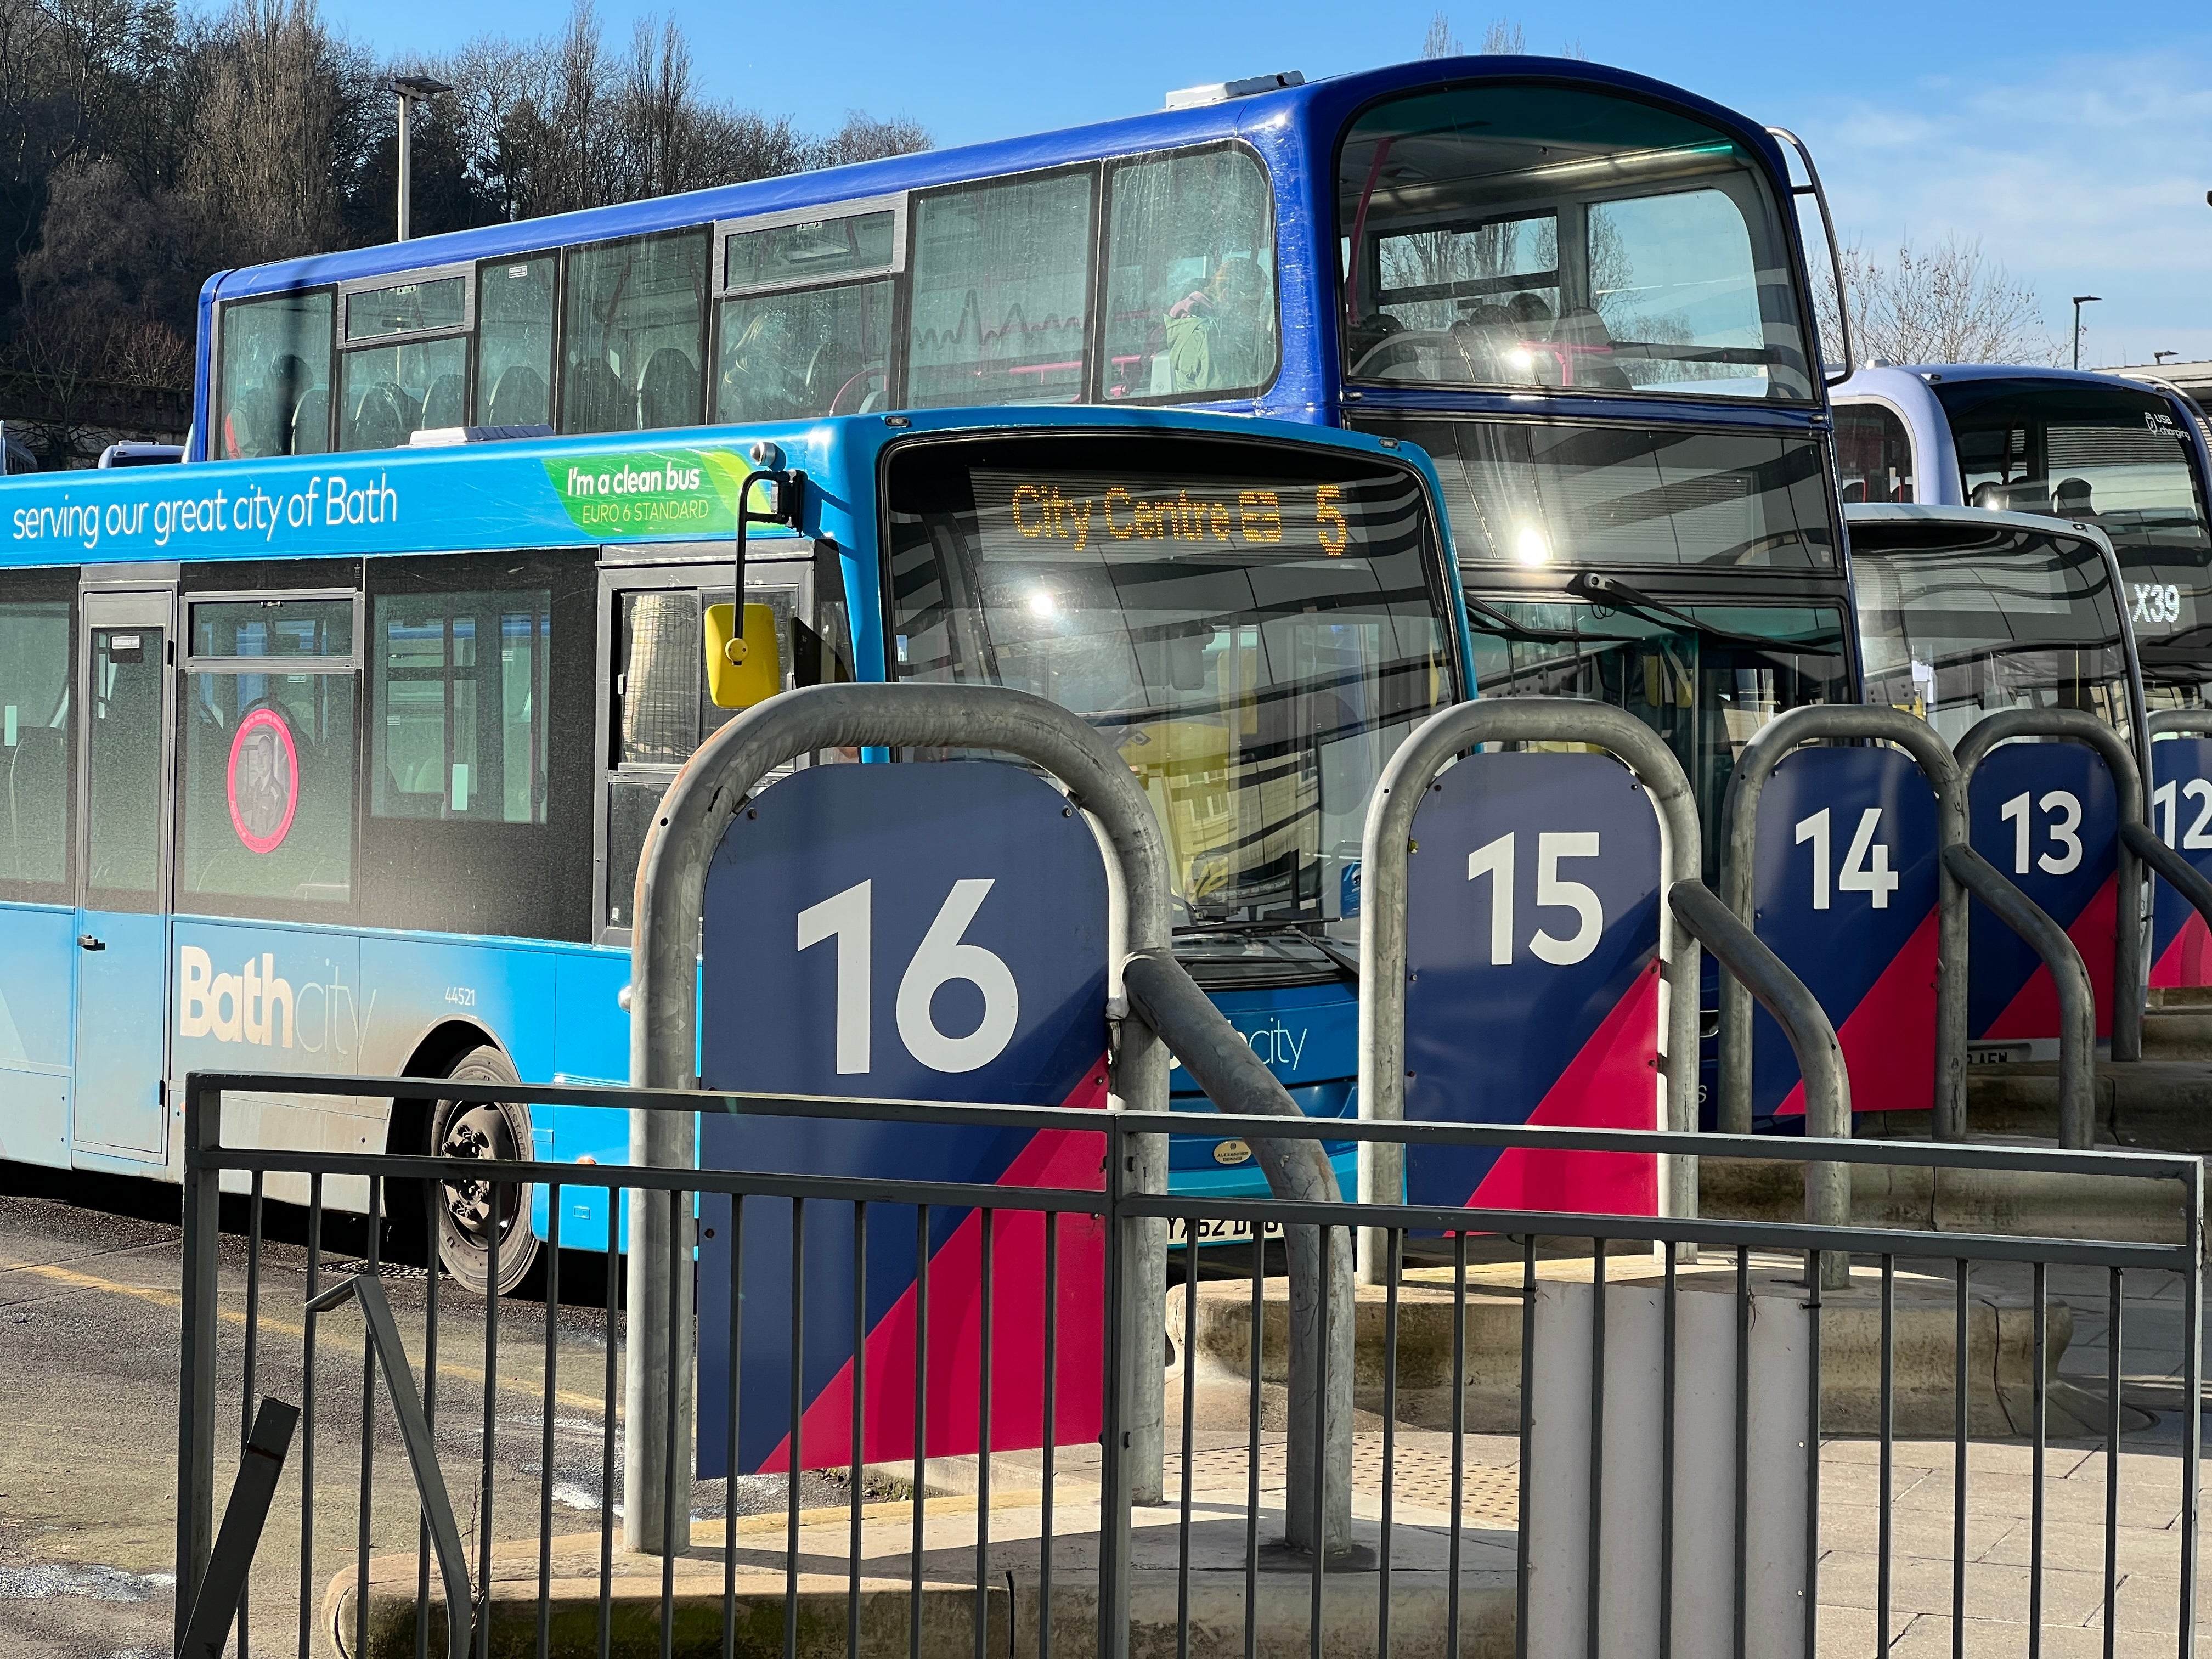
227,707,299,855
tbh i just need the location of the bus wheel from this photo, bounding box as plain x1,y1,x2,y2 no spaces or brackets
425,1045,540,1297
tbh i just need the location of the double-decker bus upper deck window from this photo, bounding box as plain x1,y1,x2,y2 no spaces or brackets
1933,381,2212,654
338,276,468,450
1338,86,1813,401
0,590,71,892
717,281,895,422
1102,148,1278,402
1357,413,1835,569
726,211,896,289
561,229,709,435
219,291,335,459
180,599,358,912
887,435,1453,926
906,173,1093,409
1837,404,1915,503
476,257,557,428
1853,520,2134,749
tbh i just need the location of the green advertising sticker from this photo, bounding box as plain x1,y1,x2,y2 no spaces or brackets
543,448,767,536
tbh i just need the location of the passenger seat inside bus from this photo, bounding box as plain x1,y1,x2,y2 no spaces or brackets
485,366,550,428
637,348,699,430
421,373,465,431
2054,478,2095,516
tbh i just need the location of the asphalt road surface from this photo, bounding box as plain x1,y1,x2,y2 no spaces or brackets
0,1165,639,1659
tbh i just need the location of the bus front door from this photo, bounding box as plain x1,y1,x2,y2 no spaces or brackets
71,590,173,1165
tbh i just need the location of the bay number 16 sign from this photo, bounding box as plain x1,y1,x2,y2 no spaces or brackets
695,759,1111,1479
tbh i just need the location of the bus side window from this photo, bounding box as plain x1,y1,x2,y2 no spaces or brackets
0,586,72,894
370,588,552,823
475,256,557,428
219,291,335,459
1102,147,1278,402
179,598,358,912
1835,404,1916,504
561,229,709,435
906,172,1093,409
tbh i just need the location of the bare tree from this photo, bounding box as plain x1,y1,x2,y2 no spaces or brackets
1820,234,2061,369
1420,13,1460,57
1478,19,1525,53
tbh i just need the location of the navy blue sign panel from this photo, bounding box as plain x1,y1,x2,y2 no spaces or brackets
697,759,1110,1478
2150,738,2212,992
1404,752,1662,1216
1967,742,2119,1043
1747,748,1940,1118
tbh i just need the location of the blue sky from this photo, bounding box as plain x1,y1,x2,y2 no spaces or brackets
328,0,2212,365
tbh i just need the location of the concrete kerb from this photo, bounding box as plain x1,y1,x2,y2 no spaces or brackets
323,1493,1519,1659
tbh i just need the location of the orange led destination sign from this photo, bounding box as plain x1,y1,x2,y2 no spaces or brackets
973,471,1354,556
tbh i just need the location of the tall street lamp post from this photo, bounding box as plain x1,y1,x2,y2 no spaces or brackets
2072,295,2101,372
393,74,453,242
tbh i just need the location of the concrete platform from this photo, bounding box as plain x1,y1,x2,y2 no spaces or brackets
1697,1141,2193,1248
1957,1056,2212,1152
323,1480,1517,1659
1164,1259,2140,1440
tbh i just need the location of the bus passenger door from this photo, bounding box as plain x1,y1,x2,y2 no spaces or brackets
72,590,174,1164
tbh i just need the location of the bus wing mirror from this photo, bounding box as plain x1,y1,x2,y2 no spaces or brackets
704,602,783,709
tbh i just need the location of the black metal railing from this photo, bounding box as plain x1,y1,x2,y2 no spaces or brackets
177,1071,2203,1659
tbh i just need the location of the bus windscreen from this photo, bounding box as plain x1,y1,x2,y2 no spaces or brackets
885,435,1453,928
1852,519,2134,749
1933,381,2212,653
1464,596,1848,881
1338,84,1814,402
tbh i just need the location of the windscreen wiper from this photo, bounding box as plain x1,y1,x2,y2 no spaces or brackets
1565,571,1841,655
1462,591,1618,644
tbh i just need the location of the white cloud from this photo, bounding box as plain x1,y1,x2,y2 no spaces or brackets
1798,47,2212,364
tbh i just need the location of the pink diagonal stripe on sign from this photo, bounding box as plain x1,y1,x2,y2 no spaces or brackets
1464,962,1660,1217
1776,909,1939,1117
753,1062,1110,1472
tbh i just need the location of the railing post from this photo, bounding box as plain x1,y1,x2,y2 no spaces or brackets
1668,882,1852,1288
1123,951,1356,1555
174,1073,223,1654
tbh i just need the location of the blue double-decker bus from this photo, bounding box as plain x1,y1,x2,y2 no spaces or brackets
0,408,1470,1289
188,54,1860,871
6,53,1860,1275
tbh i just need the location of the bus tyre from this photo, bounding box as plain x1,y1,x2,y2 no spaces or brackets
426,1046,540,1298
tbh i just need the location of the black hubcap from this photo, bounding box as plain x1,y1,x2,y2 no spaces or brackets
438,1103,517,1245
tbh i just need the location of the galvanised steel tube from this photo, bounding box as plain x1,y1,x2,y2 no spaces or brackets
627,683,1173,1559
2121,821,2212,950
1954,708,2146,1066
1357,699,1704,1284
1121,949,1355,1556
1668,878,1851,1288
1942,843,2099,1148
1717,706,1970,1137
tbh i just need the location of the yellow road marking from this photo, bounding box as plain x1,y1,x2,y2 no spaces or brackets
0,1257,612,1415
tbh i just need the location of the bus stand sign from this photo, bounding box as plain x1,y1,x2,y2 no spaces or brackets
2150,738,2212,992
1402,752,1663,1217
696,760,1110,1478
1747,747,1940,1119
1967,743,2118,1052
